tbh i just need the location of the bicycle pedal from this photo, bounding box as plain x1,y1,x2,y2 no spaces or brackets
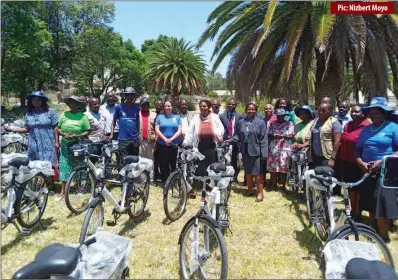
219,219,230,227
20,227,32,236
106,220,117,226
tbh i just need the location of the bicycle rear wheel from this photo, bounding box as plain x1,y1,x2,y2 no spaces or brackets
332,225,395,269
79,201,104,244
179,216,228,279
315,196,330,242
127,171,150,219
65,168,95,214
16,174,49,228
163,172,188,222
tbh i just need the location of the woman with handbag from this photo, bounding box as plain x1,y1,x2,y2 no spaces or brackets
56,96,91,201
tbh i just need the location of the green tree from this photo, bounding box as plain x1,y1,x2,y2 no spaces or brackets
141,34,173,53
198,1,398,105
72,27,145,98
206,72,227,91
1,1,52,106
145,38,207,100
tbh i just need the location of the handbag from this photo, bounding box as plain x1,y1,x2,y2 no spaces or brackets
54,149,59,182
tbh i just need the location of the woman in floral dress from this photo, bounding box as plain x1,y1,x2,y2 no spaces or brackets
6,91,58,193
267,108,294,191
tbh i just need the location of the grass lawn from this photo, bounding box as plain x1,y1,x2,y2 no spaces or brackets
2,176,398,279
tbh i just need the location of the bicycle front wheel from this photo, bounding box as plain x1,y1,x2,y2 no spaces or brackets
65,168,95,214
16,174,49,228
333,225,395,269
127,171,150,219
79,201,104,244
163,172,188,222
179,216,228,279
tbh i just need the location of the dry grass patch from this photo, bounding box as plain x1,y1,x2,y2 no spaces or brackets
2,181,398,279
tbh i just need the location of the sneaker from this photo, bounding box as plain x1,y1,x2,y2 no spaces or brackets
48,191,55,196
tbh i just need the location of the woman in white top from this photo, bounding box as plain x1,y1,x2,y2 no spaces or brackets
183,99,224,176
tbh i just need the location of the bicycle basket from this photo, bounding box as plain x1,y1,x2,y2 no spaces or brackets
69,143,88,157
322,239,381,279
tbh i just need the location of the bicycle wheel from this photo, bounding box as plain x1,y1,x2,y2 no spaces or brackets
163,172,188,222
79,201,104,244
16,174,49,228
127,171,150,219
315,195,330,242
179,216,228,279
226,181,232,202
332,225,395,269
65,168,95,214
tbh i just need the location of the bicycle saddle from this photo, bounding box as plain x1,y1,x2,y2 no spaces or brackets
209,163,227,173
13,244,79,279
123,155,139,165
100,140,113,145
314,166,335,177
345,258,397,279
8,157,29,168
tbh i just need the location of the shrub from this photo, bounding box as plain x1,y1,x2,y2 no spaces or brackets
207,91,218,98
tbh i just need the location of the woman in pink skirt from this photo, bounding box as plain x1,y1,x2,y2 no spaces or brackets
267,108,294,191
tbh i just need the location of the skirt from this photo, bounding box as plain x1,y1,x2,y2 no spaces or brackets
359,175,398,218
243,144,263,176
59,141,84,181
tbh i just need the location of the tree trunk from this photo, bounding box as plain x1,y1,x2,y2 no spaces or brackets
314,51,341,108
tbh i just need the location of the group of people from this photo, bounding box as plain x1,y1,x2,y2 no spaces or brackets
5,88,398,243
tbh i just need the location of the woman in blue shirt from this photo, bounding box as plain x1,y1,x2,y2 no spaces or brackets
355,97,398,243
155,100,182,184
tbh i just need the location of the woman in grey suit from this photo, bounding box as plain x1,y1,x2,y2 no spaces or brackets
229,102,268,202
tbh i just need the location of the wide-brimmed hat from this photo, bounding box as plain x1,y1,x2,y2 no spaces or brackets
294,105,314,119
361,97,393,115
140,97,150,106
121,87,138,97
26,90,48,102
274,108,287,116
63,95,84,104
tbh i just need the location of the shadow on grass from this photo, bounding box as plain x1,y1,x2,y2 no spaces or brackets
2,217,56,255
117,210,151,236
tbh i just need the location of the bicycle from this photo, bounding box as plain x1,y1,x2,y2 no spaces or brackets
178,162,234,279
1,119,28,154
65,139,121,214
305,166,394,268
284,148,309,194
13,230,131,279
79,151,151,244
1,155,51,235
163,143,205,222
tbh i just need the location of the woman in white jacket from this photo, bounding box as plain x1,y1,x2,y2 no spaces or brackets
183,99,224,176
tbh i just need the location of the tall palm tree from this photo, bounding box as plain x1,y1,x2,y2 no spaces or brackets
145,38,207,100
198,1,398,105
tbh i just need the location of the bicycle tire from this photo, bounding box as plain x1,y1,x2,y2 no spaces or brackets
179,216,228,279
332,225,395,270
315,195,329,242
65,168,95,214
16,174,49,228
79,201,104,244
163,171,188,222
127,171,150,219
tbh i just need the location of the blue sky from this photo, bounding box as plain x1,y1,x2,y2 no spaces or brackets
112,1,230,77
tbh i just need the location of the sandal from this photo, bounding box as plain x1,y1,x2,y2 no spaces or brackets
245,192,255,197
255,197,264,202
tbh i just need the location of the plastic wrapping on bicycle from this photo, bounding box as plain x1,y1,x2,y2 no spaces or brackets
217,142,230,148
209,163,227,173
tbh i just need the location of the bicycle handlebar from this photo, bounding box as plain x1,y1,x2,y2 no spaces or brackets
310,172,371,188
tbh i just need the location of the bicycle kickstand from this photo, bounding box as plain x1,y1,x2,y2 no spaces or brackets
38,219,47,231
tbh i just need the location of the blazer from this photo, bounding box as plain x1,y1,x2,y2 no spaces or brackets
139,111,157,143
232,117,268,158
183,113,224,148
219,111,243,141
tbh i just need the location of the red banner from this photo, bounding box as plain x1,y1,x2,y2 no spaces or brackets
330,2,395,14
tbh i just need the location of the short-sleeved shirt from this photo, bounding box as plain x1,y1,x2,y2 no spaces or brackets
356,121,398,162
100,104,118,134
58,111,91,142
113,104,140,141
312,119,343,156
155,114,182,145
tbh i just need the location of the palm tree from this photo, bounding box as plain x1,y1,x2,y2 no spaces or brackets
198,1,398,105
145,38,207,100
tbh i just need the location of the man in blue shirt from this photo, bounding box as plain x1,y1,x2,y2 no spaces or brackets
337,101,352,128
110,87,140,157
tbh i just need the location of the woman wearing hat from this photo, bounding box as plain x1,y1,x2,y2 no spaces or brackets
355,97,398,242
267,108,294,191
5,90,59,193
56,95,91,201
339,104,371,220
291,105,315,151
274,97,297,126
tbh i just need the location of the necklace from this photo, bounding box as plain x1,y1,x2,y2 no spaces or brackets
371,120,386,133
200,114,209,121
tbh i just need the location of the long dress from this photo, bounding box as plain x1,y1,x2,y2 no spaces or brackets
267,121,294,173
24,108,59,165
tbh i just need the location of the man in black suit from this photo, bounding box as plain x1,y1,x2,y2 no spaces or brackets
219,97,242,182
